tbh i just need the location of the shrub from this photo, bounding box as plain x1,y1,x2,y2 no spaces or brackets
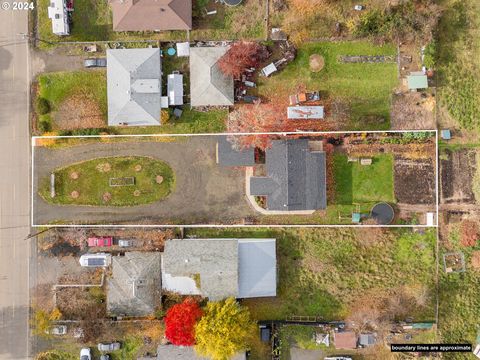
36,97,51,115
38,119,52,133
423,41,436,69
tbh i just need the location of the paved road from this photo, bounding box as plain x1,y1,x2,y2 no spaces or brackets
0,5,31,360
33,138,255,225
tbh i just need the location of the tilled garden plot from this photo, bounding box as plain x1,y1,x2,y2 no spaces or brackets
441,149,477,204
394,157,436,204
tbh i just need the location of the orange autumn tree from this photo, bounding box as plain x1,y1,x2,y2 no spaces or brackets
227,101,286,150
218,42,268,78
165,298,203,346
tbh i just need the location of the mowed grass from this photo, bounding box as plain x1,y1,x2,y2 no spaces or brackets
39,156,175,206
257,41,398,130
333,153,395,204
186,227,437,321
115,108,228,135
38,71,108,115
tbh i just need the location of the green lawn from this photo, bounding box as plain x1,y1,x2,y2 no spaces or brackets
38,71,107,115
257,41,398,130
186,227,437,322
333,153,395,204
39,156,175,206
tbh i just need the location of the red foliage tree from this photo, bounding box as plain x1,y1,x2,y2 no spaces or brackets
164,298,203,346
218,42,267,78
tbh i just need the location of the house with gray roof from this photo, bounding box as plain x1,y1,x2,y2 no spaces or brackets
216,136,255,166
189,47,234,107
161,238,276,300
107,252,161,317
250,139,327,211
107,48,162,126
155,345,246,360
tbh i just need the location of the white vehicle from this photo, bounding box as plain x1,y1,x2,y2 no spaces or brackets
79,253,112,267
45,325,67,335
118,239,134,247
354,5,365,10
80,348,91,360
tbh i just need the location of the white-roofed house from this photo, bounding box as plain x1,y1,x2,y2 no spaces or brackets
107,48,162,126
161,238,277,300
189,47,234,107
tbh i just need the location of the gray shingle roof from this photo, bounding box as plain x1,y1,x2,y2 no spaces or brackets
250,139,327,211
217,136,255,166
107,48,162,126
189,47,234,106
162,239,239,300
162,238,276,300
107,252,161,317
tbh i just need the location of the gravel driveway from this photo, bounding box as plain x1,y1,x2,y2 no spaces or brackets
33,136,255,225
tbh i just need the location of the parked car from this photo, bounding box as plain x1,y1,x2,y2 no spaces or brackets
353,5,364,10
87,236,113,247
79,253,112,267
118,239,134,247
98,342,121,351
80,348,91,360
84,58,107,68
45,325,67,335
100,355,110,360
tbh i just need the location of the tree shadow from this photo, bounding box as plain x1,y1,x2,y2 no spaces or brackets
0,47,13,71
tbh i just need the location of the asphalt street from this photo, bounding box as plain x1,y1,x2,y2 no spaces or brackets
0,5,31,360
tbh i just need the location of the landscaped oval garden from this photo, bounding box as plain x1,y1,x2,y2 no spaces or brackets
39,156,175,206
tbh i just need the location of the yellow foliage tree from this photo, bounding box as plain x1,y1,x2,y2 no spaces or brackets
194,298,256,360
31,307,62,337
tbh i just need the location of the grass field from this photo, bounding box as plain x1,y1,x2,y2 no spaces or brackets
333,153,395,204
436,0,480,133
186,227,436,321
39,156,175,206
438,221,480,359
257,41,398,130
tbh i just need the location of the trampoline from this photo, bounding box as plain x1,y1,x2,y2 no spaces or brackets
370,202,395,225
167,47,176,56
223,0,243,6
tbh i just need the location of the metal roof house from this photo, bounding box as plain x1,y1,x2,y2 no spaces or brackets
189,47,234,107
216,136,255,166
107,252,161,317
407,71,428,90
107,48,162,126
287,106,324,119
156,345,246,360
110,0,192,32
47,0,70,36
161,238,277,300
250,139,327,211
167,73,184,106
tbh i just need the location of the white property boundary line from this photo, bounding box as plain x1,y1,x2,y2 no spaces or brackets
31,130,439,228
